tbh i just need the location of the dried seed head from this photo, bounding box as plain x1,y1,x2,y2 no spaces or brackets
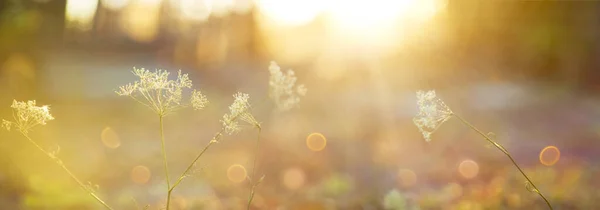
268,61,306,111
413,90,453,142
191,89,209,110
3,100,54,134
221,92,259,135
116,67,208,115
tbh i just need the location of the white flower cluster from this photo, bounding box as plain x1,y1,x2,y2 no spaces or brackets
413,90,453,142
191,89,209,110
268,61,307,111
2,100,55,134
116,67,208,115
221,92,259,135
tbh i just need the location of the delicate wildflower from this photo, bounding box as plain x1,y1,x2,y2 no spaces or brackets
191,90,209,110
413,90,453,142
268,61,307,111
2,119,12,131
116,67,208,115
3,100,54,134
221,92,259,135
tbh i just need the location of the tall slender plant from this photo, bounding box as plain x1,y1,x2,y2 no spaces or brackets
2,100,114,210
116,68,208,210
412,90,553,209
245,61,308,210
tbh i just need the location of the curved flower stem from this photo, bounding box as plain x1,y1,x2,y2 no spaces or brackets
247,126,262,210
169,133,219,193
159,115,172,210
453,114,553,210
21,133,114,210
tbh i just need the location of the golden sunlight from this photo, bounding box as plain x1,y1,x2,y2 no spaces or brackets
539,145,560,166
65,0,99,31
306,132,327,152
325,0,445,46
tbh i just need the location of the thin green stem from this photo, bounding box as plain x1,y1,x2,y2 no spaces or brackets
453,114,553,210
21,133,114,210
159,115,172,210
169,135,219,192
168,108,250,197
247,126,262,210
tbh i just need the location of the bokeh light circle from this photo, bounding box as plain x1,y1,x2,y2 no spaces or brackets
131,165,151,184
227,164,247,183
282,167,306,190
101,127,121,149
458,159,479,179
306,132,327,151
539,145,560,166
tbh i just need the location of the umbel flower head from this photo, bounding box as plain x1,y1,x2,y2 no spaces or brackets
116,67,208,116
268,61,307,112
413,90,453,142
221,92,260,135
2,100,54,134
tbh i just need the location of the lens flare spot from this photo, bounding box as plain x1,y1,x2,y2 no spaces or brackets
458,159,479,179
306,132,327,151
282,167,305,190
101,127,121,149
539,146,560,166
131,165,151,184
397,169,417,187
227,164,247,183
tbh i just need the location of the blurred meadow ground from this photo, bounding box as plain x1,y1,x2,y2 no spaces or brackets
1,0,600,209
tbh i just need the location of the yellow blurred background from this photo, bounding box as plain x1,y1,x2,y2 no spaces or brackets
1,0,599,209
